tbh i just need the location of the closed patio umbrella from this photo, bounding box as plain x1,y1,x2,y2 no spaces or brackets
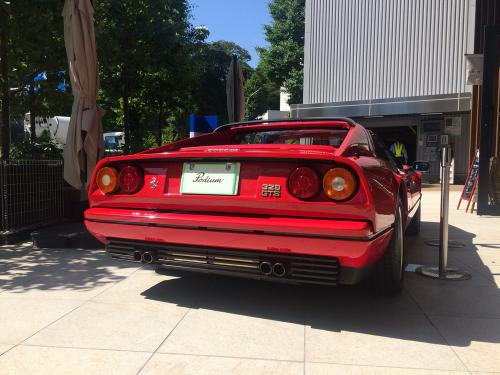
62,0,104,190
226,55,245,123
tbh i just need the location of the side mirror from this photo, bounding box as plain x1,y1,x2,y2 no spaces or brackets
412,161,430,172
343,143,374,158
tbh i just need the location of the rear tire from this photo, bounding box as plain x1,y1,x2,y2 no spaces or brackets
371,199,405,295
406,204,421,235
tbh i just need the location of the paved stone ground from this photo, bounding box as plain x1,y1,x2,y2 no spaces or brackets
0,189,499,374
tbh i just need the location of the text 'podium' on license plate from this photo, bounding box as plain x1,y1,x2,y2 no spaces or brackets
180,162,240,195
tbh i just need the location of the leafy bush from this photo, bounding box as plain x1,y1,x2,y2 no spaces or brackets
10,132,62,160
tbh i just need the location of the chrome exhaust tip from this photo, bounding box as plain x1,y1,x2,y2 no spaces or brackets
133,251,142,262
259,262,273,276
272,263,286,277
141,251,155,264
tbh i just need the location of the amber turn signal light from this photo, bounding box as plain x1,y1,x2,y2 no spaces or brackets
323,168,357,201
97,167,119,194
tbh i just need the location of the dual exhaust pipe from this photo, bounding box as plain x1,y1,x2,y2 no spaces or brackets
259,262,287,277
132,251,286,277
133,250,155,264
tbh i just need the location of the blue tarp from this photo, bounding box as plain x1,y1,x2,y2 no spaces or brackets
189,115,219,134
33,71,48,82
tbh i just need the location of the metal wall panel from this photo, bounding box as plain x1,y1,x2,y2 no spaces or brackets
304,0,476,104
292,93,471,118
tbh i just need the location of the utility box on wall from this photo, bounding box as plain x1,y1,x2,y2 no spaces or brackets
445,117,462,136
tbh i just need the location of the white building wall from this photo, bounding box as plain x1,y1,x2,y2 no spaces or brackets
279,88,291,112
303,0,476,104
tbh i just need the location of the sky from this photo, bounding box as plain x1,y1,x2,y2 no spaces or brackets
189,0,271,68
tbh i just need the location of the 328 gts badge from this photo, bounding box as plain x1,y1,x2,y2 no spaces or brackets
261,184,281,198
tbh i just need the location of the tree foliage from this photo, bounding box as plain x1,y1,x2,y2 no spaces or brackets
246,0,305,116
10,132,62,160
95,0,206,152
95,3,253,151
244,67,280,120
1,0,257,158
193,40,252,124
8,0,70,112
1,0,72,157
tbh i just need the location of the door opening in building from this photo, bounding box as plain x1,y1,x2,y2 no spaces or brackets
367,126,418,164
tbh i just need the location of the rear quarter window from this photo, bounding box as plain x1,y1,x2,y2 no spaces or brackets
233,129,349,147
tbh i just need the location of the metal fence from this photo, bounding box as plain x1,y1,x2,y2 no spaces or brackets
0,160,64,231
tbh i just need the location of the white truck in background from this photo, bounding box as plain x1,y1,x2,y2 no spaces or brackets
24,113,70,147
24,113,124,153
103,132,125,154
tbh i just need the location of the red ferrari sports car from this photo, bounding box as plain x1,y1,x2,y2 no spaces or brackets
85,118,427,293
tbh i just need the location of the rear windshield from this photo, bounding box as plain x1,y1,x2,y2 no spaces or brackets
233,128,348,147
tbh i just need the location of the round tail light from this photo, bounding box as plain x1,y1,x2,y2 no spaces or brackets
288,167,320,199
119,165,143,194
323,167,358,201
97,167,119,194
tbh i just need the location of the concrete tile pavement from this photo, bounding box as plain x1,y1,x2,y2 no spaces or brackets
478,265,500,287
0,189,499,374
0,246,138,297
25,300,190,352
305,362,471,374
158,308,305,361
0,297,82,344
0,345,14,356
429,316,500,373
305,315,466,370
0,346,150,375
140,354,304,375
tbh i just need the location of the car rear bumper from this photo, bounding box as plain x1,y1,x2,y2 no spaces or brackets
84,208,393,284
104,238,376,285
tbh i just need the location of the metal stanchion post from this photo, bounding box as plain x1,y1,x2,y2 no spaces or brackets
417,143,471,281
439,146,450,278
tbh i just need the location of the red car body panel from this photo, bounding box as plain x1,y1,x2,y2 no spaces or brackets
85,218,393,269
85,119,421,285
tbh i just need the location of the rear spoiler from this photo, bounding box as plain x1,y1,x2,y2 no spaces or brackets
141,117,357,154
214,117,357,133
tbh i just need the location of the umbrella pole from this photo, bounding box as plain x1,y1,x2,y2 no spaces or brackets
232,54,239,122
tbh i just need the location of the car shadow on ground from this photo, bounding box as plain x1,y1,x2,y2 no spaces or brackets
0,244,133,293
141,221,500,348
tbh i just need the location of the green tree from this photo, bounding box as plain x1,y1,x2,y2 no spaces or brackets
1,0,71,157
249,0,305,110
1,0,257,159
96,0,203,153
192,40,252,124
11,1,70,132
244,67,280,120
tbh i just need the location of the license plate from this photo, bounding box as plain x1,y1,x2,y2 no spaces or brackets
180,162,240,195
